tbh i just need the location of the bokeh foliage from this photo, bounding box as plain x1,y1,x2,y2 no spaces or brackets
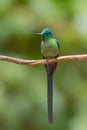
0,0,87,130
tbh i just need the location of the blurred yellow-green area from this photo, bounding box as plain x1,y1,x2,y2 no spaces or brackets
0,0,87,129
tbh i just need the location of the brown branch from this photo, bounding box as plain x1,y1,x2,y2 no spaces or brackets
0,54,87,66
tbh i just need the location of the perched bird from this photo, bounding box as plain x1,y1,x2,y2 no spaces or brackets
36,28,60,123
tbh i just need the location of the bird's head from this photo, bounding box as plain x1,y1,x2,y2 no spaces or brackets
36,28,53,41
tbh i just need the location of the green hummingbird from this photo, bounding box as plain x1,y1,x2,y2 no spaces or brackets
36,28,60,123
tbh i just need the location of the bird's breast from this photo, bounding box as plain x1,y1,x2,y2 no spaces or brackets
41,39,59,58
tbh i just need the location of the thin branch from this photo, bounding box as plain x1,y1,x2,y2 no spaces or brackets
0,54,87,66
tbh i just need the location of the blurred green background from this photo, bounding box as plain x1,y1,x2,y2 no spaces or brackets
0,0,87,130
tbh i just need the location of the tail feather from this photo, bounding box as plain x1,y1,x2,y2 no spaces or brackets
46,62,57,123
46,64,53,123
47,75,53,123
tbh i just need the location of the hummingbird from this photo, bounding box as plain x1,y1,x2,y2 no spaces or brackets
36,28,60,123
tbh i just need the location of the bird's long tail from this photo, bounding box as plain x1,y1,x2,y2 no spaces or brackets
46,64,53,123
46,62,57,123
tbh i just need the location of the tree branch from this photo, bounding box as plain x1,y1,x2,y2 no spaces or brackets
0,54,87,66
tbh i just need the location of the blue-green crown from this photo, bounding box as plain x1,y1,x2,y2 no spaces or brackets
41,28,52,35
41,28,53,40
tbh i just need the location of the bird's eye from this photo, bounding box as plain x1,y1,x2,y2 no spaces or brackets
47,32,50,35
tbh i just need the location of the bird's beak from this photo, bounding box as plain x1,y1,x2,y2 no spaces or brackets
34,33,41,35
